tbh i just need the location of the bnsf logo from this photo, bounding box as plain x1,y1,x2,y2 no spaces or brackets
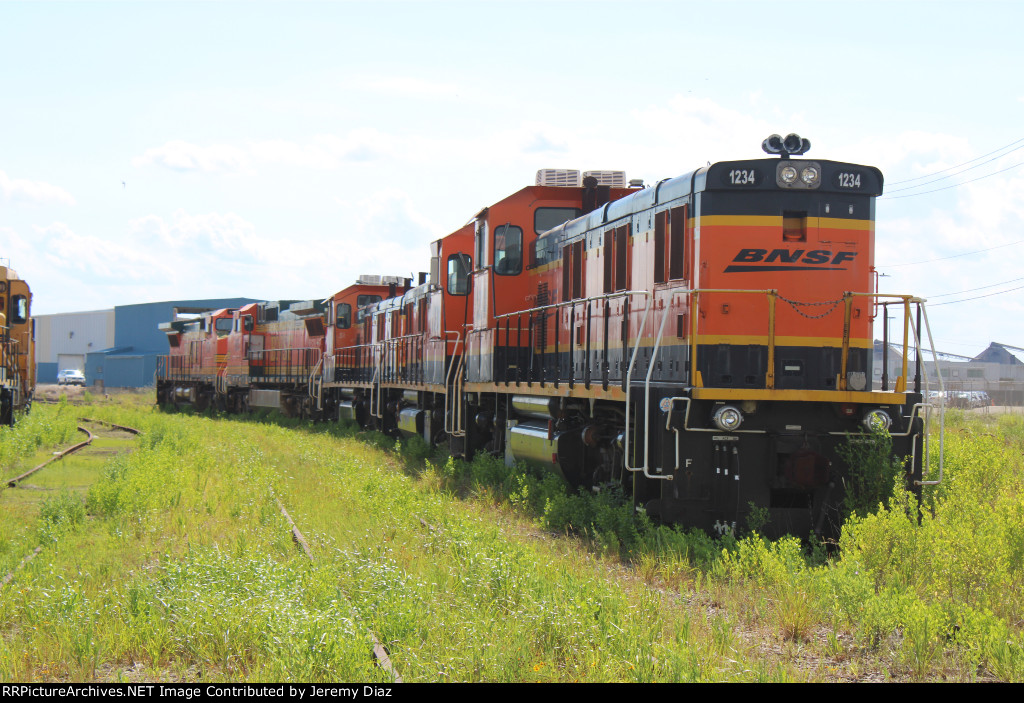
724,249,857,273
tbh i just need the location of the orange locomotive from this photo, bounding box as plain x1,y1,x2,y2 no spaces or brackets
344,135,932,539
160,135,936,539
157,278,402,414
0,263,34,426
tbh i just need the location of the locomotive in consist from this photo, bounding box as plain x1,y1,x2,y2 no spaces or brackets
159,136,935,539
156,276,404,414
0,263,34,426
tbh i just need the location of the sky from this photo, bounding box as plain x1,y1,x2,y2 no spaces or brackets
2,0,1024,356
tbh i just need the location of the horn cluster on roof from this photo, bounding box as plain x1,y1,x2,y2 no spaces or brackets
762,133,811,158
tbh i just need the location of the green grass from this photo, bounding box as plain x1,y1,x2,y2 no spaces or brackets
0,400,1020,682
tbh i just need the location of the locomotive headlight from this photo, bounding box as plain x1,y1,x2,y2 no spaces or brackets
800,166,820,184
780,165,798,183
712,405,743,432
862,409,892,432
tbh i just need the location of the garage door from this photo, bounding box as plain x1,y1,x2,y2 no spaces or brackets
57,354,85,372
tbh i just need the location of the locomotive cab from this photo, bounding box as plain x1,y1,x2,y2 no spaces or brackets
0,266,34,425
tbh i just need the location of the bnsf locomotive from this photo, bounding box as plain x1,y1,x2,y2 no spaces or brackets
0,263,34,426
158,135,934,539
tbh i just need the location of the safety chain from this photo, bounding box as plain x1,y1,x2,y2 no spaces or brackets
777,294,845,320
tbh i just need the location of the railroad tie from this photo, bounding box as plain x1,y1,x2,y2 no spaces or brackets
271,489,402,683
0,547,42,591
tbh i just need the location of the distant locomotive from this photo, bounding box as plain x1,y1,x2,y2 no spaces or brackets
0,263,34,426
158,136,935,539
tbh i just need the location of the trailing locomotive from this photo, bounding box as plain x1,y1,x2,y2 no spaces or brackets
156,276,405,414
0,263,34,426
158,136,936,540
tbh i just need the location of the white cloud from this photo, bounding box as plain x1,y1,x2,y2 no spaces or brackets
135,129,401,174
132,140,250,173
0,170,76,206
33,222,164,279
128,210,310,266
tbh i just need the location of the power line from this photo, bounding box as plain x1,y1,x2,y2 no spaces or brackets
929,283,1024,306
885,142,1024,194
879,239,1024,267
882,158,1024,199
927,275,1024,298
887,136,1024,186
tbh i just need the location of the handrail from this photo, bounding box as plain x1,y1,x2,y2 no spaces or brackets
623,294,673,481
492,290,652,320
380,333,426,385
687,289,921,394
370,342,383,419
0,338,19,386
488,289,655,388
689,288,778,389
308,356,325,409
248,346,322,384
443,330,465,437
848,293,920,391
907,302,945,487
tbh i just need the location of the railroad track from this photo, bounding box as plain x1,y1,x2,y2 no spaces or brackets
6,425,94,488
272,489,403,683
6,419,141,489
1,418,142,591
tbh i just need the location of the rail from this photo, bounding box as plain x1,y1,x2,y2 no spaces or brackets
622,294,671,481
489,290,654,390
247,347,322,385
686,290,925,394
308,356,325,410
326,342,380,385
381,333,427,385
156,354,193,382
907,301,945,486
0,338,21,391
7,425,94,487
488,290,665,479
443,331,465,437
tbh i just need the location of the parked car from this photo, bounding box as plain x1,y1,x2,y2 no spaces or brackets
57,369,86,386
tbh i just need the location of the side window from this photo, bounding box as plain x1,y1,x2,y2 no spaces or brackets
475,221,487,272
11,295,28,324
603,230,613,294
535,207,580,235
560,239,585,301
614,224,630,291
493,224,522,276
447,253,472,295
356,295,382,324
534,233,559,267
654,211,667,284
669,205,688,280
336,303,352,329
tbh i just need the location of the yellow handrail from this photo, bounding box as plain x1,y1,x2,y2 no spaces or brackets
688,289,921,394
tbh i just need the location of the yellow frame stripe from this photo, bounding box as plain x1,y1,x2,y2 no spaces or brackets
691,388,907,404
699,215,874,231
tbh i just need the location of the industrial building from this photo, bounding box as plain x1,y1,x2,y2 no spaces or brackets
36,298,257,389
873,341,1024,405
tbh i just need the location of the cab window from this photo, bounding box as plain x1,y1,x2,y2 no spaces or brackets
215,318,233,336
11,295,28,324
336,303,352,329
493,224,522,276
447,253,471,295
